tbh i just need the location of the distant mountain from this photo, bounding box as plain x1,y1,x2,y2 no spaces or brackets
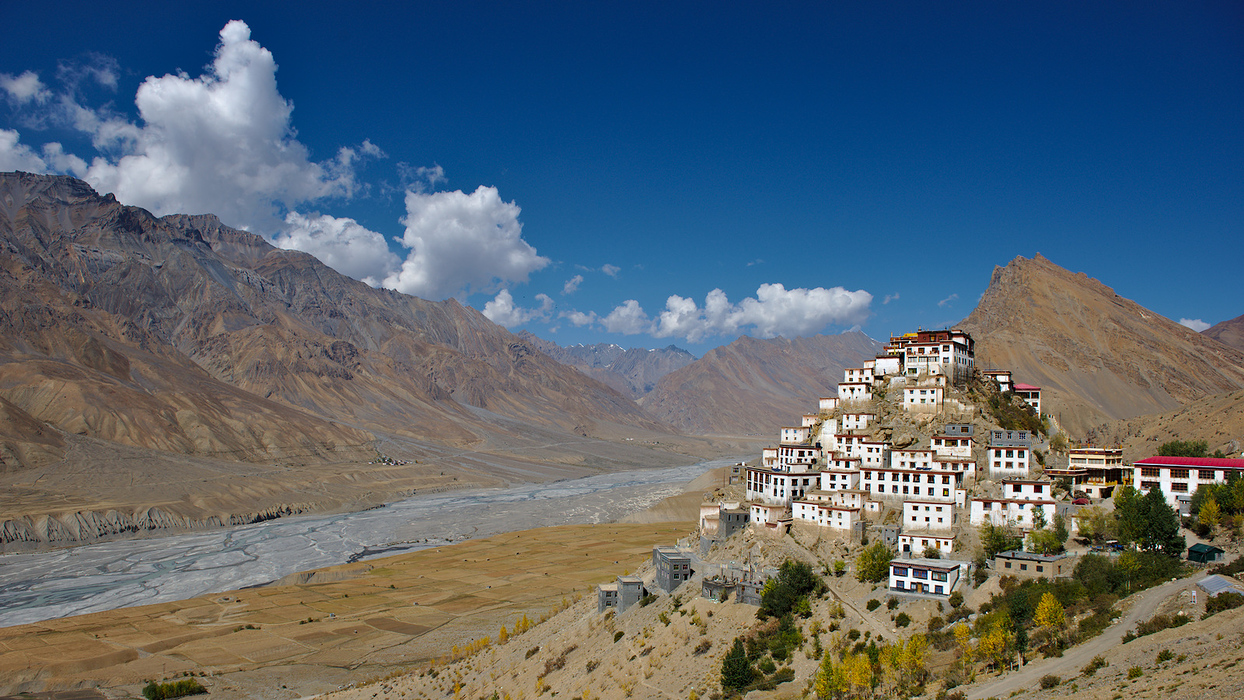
1204,313,1244,353
640,332,884,435
0,172,672,470
518,332,696,399
959,254,1244,437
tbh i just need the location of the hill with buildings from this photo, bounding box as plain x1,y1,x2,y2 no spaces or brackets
959,254,1244,438
638,332,884,435
518,332,696,399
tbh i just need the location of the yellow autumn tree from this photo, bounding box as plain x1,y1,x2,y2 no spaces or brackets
814,652,847,699
954,623,973,671
976,619,1013,672
901,633,928,688
844,652,873,698
1034,592,1065,630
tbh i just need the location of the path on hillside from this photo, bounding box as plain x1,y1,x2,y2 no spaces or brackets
964,574,1197,699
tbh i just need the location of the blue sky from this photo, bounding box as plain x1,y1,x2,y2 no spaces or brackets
2,2,1241,355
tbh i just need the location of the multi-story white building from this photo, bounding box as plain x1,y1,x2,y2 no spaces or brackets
862,466,963,502
1013,383,1041,413
841,412,875,431
819,396,840,412
745,467,819,505
873,355,902,377
843,367,874,384
931,433,974,459
903,385,944,412
886,329,975,384
902,500,954,531
969,492,1056,530
780,425,812,444
838,382,872,402
775,443,820,470
988,430,1032,477
750,502,788,528
792,500,860,530
819,468,860,491
1000,479,1053,501
801,413,819,427
889,558,964,597
982,369,1013,393
898,533,956,556
1046,446,1125,498
1133,455,1244,514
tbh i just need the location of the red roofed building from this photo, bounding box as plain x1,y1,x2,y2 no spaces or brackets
1133,455,1244,514
1012,383,1041,413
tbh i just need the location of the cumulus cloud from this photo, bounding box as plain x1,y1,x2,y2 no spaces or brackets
1179,318,1211,332
482,289,554,327
601,263,621,278
383,185,550,300
561,309,599,327
562,274,584,295
76,20,369,232
398,162,446,192
883,293,900,305
746,258,764,267
599,284,871,342
0,71,51,105
937,293,958,307
273,212,399,286
0,130,85,176
602,300,651,335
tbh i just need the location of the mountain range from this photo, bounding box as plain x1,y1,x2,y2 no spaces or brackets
517,332,696,399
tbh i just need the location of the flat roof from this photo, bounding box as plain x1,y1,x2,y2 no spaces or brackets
891,558,965,571
1134,456,1244,469
996,550,1073,562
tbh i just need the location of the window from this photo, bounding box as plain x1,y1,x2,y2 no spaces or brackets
893,567,908,577
1171,482,1188,493
1036,565,1043,573
932,571,947,582
1171,469,1190,479
1020,564,1028,571
914,569,928,579
1141,481,1159,489
1199,469,1217,480
1141,467,1160,478
1004,561,1012,569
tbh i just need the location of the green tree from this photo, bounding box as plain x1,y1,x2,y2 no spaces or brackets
1078,505,1113,544
721,637,753,690
856,541,893,583
1140,486,1186,557
1114,485,1144,547
1158,440,1208,457
981,521,1023,558
1032,505,1047,531
814,651,845,699
1052,513,1070,547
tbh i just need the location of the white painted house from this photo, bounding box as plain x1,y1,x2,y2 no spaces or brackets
838,382,873,402
1013,383,1041,413
780,425,812,444
819,396,840,412
843,367,874,384
903,385,944,412
898,533,956,556
903,500,955,531
969,495,1056,530
889,558,964,597
1133,455,1244,513
841,413,875,431
931,434,974,459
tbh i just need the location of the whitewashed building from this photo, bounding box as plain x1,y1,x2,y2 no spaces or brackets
889,558,964,597
988,430,1032,477
841,413,875,431
1013,383,1042,413
969,494,1056,530
780,426,812,444
838,382,872,402
819,468,861,491
903,385,944,412
745,467,819,505
898,533,956,556
843,367,874,384
982,369,1013,393
931,434,974,459
792,497,861,531
819,396,840,412
902,500,955,531
1133,455,1244,513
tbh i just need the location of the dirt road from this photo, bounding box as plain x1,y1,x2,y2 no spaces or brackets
964,573,1198,699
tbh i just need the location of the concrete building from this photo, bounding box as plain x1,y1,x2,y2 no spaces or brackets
597,575,646,613
994,551,1076,580
889,558,965,596
1133,455,1244,514
982,370,1013,393
969,494,1056,530
841,412,875,431
886,329,976,384
902,500,955,531
652,546,695,593
903,385,944,412
931,433,974,459
898,532,956,556
1013,383,1041,413
745,467,818,505
989,430,1032,477
838,382,873,402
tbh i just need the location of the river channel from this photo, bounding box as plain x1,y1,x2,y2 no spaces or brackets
0,458,730,628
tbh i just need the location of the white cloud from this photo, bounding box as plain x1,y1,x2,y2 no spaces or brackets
883,293,900,305
273,212,399,286
937,293,958,307
561,309,599,327
601,263,621,278
0,129,52,172
77,20,368,233
562,274,584,295
602,300,651,335
599,283,871,342
482,289,553,327
398,162,445,192
746,258,764,267
384,186,550,300
1179,318,1211,332
0,71,51,105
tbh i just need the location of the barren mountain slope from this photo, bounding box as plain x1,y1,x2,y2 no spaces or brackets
640,331,883,435
959,254,1244,437
1204,312,1244,352
1085,389,1244,462
519,332,696,398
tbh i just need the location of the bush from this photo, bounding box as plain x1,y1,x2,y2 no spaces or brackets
1156,649,1174,663
613,631,624,643
1204,591,1244,619
847,628,860,641
895,612,911,627
887,598,899,611
866,599,881,612
142,679,206,700
639,594,657,607
1039,675,1061,689
949,591,964,608
1125,612,1191,642
1127,666,1143,679
927,615,945,632
1081,655,1108,676
758,657,776,675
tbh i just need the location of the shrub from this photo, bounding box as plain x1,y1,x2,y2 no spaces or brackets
639,594,657,607
526,646,540,659
694,639,711,656
1081,655,1108,676
895,612,911,628
1203,591,1244,619
847,628,861,641
866,599,881,612
1126,613,1191,642
142,679,206,700
758,657,777,675
949,591,964,608
613,631,624,643
887,598,899,611
1039,675,1061,689
1156,649,1174,663
1127,666,1143,679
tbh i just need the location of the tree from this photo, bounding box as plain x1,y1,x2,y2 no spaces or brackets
977,621,1013,672
922,545,942,559
721,637,753,690
843,652,873,697
856,541,893,583
1052,513,1070,547
1032,505,1047,531
1140,486,1186,557
1114,486,1144,547
1078,505,1112,544
1034,592,1065,630
814,651,846,699
954,623,973,671
1200,497,1221,536
981,521,1023,558
1159,440,1208,457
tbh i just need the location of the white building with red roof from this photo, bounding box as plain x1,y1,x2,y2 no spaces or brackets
1133,455,1244,514
1013,383,1041,413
